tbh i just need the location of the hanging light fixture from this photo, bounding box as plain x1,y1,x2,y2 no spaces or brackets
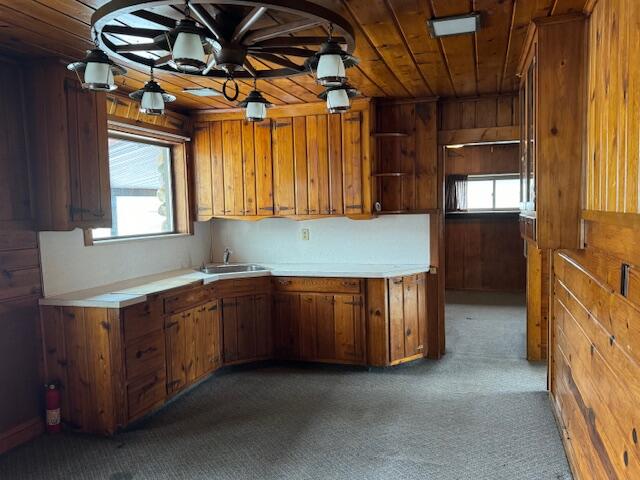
305,24,359,87
319,84,358,114
238,79,271,122
67,29,126,91
129,66,176,116
168,2,207,73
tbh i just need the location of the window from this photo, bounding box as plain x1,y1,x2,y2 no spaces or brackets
93,136,175,240
467,174,520,211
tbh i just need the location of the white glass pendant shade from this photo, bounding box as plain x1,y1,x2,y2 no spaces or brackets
141,91,165,114
327,88,350,112
246,102,267,121
84,61,114,89
173,32,205,68
317,54,346,86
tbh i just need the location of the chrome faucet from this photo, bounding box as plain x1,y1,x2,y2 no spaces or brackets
223,248,232,265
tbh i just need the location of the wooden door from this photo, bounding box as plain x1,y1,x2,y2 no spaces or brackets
242,121,257,215
192,123,213,219
165,312,187,394
65,78,111,227
221,297,239,363
272,118,296,215
273,293,299,359
316,295,336,360
299,294,318,360
389,277,406,363
236,295,257,360
389,275,427,363
293,117,309,215
334,294,365,363
306,115,330,215
222,120,245,215
342,111,364,214
254,294,272,358
182,309,197,384
254,119,274,215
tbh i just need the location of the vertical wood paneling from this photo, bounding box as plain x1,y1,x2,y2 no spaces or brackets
241,121,257,216
210,121,225,216
272,118,296,215
328,114,344,215
192,124,213,219
254,119,274,215
292,117,309,215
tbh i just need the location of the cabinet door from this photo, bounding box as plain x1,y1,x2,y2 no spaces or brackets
65,78,111,227
221,297,239,363
222,120,245,215
342,111,364,214
237,295,257,360
299,294,318,360
272,118,296,215
192,123,213,219
316,295,336,360
165,312,187,394
388,275,427,363
334,294,365,363
195,301,221,377
306,115,331,215
273,293,299,359
210,121,226,216
242,120,257,216
254,119,274,215
254,294,272,358
388,277,406,363
327,114,344,215
182,309,197,384
293,117,309,215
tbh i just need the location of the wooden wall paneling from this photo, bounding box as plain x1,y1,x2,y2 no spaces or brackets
526,241,549,361
272,118,296,215
328,114,344,215
415,102,438,210
241,121,257,216
342,111,363,214
445,144,520,175
192,123,213,220
254,119,275,215
292,117,309,216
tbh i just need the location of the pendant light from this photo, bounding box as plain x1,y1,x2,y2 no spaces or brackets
67,29,126,91
169,2,207,73
238,79,271,122
305,24,359,87
129,66,176,116
319,84,358,114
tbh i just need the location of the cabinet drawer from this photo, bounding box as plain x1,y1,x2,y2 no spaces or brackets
127,369,166,420
164,285,209,314
519,216,536,241
125,330,166,381
272,277,361,293
214,276,271,297
123,298,163,343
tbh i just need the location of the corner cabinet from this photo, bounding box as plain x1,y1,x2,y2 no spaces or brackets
191,99,373,220
518,14,586,249
24,61,111,231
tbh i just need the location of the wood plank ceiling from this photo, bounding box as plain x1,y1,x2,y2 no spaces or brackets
0,0,589,111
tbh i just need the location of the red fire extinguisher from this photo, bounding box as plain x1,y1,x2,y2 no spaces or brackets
45,384,62,433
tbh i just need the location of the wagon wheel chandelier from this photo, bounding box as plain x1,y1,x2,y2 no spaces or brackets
68,0,360,119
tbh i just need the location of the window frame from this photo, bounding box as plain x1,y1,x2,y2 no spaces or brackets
91,132,179,243
466,173,520,212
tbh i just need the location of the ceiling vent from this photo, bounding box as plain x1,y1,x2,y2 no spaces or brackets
427,13,481,38
182,87,222,97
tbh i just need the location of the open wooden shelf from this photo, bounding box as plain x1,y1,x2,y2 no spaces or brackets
371,172,410,177
372,132,409,138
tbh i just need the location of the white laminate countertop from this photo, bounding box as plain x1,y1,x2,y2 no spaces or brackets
39,263,430,309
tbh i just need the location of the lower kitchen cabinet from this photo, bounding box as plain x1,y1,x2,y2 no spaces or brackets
39,273,431,435
221,294,272,365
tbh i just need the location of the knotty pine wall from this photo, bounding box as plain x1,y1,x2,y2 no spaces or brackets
551,1,640,478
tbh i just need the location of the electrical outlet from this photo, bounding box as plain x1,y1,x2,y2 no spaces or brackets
301,228,310,241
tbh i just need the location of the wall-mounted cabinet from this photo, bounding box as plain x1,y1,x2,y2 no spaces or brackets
373,99,438,214
518,14,585,249
24,62,111,231
192,100,373,220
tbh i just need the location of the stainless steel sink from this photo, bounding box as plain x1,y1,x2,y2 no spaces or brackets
198,264,267,274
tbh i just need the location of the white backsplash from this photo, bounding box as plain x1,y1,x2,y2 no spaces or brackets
211,214,430,265
39,222,212,297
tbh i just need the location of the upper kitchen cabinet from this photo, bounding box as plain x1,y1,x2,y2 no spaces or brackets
23,61,111,231
191,99,373,220
373,99,438,214
518,14,586,249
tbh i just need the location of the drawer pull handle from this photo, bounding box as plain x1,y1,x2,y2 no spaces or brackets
208,305,218,311
278,279,292,286
392,279,403,285
136,347,157,359
259,206,274,211
166,320,179,328
343,301,362,306
345,205,362,209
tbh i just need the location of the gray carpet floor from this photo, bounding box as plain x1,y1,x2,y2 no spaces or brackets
0,291,572,480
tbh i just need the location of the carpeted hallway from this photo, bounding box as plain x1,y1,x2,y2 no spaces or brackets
0,292,571,480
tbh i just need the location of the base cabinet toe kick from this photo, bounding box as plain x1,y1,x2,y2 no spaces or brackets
39,274,431,434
